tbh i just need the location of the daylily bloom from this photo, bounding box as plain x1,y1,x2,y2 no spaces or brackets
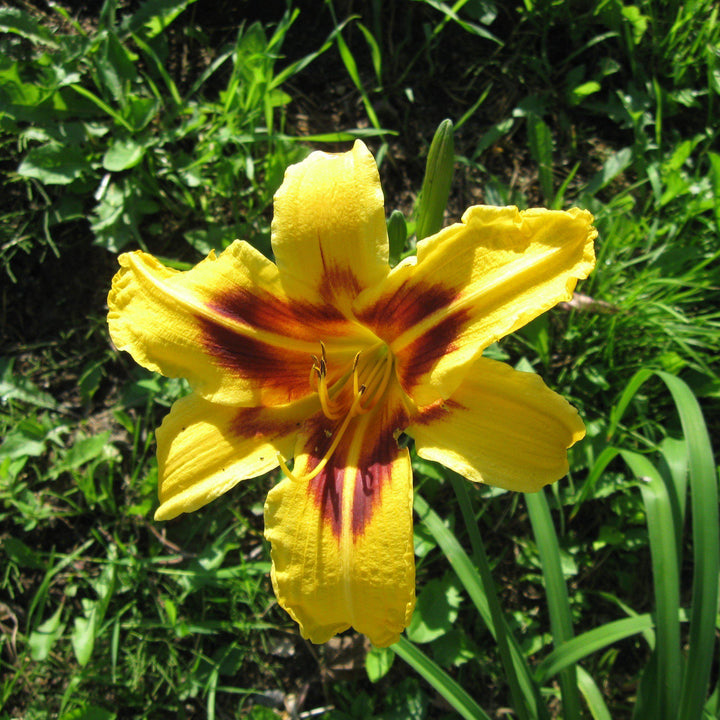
108,140,596,647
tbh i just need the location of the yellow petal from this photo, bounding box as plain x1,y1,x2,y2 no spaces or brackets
108,241,366,406
354,205,596,406
155,393,317,520
408,356,585,493
271,140,390,314
264,390,415,646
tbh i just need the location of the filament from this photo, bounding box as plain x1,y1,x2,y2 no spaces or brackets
282,342,393,483
278,387,366,483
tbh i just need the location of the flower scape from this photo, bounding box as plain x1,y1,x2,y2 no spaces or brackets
108,140,597,647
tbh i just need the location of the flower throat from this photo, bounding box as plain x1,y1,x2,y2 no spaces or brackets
278,342,393,482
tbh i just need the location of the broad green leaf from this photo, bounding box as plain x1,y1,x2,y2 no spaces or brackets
0,7,59,47
95,31,137,107
58,706,116,720
102,137,146,171
583,147,633,196
430,629,477,668
473,117,514,157
571,80,601,104
17,143,89,185
90,178,158,251
406,574,462,643
49,432,113,480
0,417,60,460
29,604,65,661
366,645,395,681
621,4,649,45
0,358,58,409
663,136,702,173
124,95,159,130
71,550,117,666
3,537,46,569
79,360,104,406
125,0,198,38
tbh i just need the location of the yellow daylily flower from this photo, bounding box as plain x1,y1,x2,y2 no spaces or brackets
108,140,597,647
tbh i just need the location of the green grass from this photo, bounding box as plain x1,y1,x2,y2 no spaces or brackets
1,0,718,718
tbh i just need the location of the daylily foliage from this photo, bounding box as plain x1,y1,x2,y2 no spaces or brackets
108,140,596,647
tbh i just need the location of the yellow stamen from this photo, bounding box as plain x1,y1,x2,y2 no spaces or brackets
318,370,345,419
309,355,320,390
278,387,366,483
357,351,393,414
283,342,393,482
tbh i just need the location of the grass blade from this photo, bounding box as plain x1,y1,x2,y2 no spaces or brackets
414,492,489,627
449,475,536,720
69,84,134,132
659,436,689,527
525,490,582,720
605,368,653,441
131,31,182,108
607,370,719,717
535,614,656,681
526,113,553,202
576,665,613,720
414,492,547,720
621,450,681,720
392,636,492,720
335,30,381,130
571,445,622,515
655,372,718,720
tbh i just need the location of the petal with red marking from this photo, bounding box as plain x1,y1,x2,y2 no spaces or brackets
155,393,317,520
108,241,366,406
354,205,597,406
271,140,390,314
408,357,585,493
264,390,415,646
